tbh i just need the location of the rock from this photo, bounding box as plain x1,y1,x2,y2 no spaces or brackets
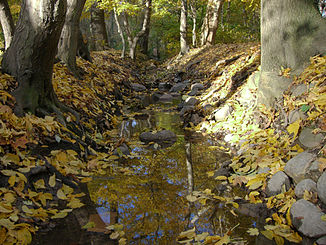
113,143,130,156
307,159,324,182
159,94,173,102
151,92,163,102
291,199,326,238
317,172,326,205
131,83,146,92
139,130,177,146
266,171,291,196
288,110,307,124
190,114,202,126
291,84,308,97
184,97,199,107
180,105,194,116
299,128,324,148
169,82,187,93
158,82,172,91
214,105,232,121
188,88,199,96
316,236,326,245
258,167,271,174
284,151,315,184
294,179,317,198
191,83,205,91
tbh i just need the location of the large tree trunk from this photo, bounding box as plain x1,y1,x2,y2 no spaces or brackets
200,0,224,46
123,0,152,60
90,1,109,51
259,0,326,106
1,0,76,120
0,0,15,50
113,7,126,58
57,0,86,79
180,0,189,55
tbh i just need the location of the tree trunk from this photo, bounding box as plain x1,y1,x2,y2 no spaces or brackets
190,0,197,47
90,1,109,51
77,27,92,62
0,0,14,50
139,27,150,56
200,0,224,46
57,0,86,79
180,0,189,55
113,7,126,58
1,0,77,121
259,0,326,107
122,0,152,60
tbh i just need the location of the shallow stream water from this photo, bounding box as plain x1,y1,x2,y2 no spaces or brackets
87,102,268,244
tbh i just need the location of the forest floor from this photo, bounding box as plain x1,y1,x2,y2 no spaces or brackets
0,43,325,244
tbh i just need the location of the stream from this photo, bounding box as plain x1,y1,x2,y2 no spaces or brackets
87,100,269,244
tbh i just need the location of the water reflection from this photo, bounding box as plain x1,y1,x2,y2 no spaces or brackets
88,108,259,244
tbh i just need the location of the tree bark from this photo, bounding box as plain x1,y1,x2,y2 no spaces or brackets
90,0,109,51
77,27,92,62
122,0,152,60
200,0,225,46
180,0,189,55
0,0,15,50
185,142,194,193
113,7,126,58
57,0,86,79
259,0,326,106
190,0,197,47
1,0,77,121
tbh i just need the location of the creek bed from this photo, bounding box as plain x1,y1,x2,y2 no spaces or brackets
87,102,269,244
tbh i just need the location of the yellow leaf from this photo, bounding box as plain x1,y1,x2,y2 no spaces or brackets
82,222,95,229
57,189,67,200
0,219,15,229
215,234,230,245
321,214,326,221
3,193,16,203
61,184,74,195
8,175,16,187
274,235,284,245
38,193,53,206
1,170,17,176
287,120,301,139
49,174,56,187
0,227,6,244
67,198,84,208
261,230,274,240
16,228,32,245
215,176,227,181
51,211,68,219
247,228,259,236
22,205,33,215
80,177,92,183
34,179,45,189
0,204,13,213
207,171,215,177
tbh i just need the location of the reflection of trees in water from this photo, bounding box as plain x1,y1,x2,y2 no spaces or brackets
88,126,234,243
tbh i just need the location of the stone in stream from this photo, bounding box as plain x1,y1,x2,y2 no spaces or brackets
113,143,130,156
169,82,187,93
317,171,326,205
265,171,291,196
298,128,324,148
191,83,205,91
159,94,173,102
294,179,317,198
284,151,316,184
139,130,177,146
131,83,146,92
290,199,326,238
